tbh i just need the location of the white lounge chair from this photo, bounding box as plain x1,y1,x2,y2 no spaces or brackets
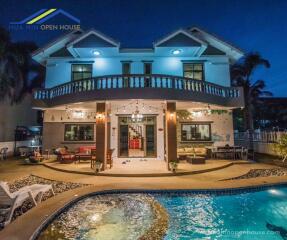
0,181,55,226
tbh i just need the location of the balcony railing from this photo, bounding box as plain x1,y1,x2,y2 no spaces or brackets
34,74,241,100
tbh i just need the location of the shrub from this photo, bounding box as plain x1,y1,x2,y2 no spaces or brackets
273,134,287,162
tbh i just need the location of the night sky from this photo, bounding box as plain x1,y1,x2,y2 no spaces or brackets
0,0,286,96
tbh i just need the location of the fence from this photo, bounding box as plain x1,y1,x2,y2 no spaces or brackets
234,131,286,156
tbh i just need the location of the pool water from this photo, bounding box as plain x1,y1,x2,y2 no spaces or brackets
38,194,155,240
38,187,287,240
155,188,287,240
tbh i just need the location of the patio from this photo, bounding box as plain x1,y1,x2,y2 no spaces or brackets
43,159,246,177
1,157,286,240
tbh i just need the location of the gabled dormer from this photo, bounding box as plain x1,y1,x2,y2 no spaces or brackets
189,27,244,63
153,29,207,57
66,29,120,58
32,30,83,65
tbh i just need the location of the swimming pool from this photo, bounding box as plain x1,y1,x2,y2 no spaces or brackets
37,186,287,240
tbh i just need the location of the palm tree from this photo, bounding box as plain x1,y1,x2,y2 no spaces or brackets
231,52,272,131
0,26,44,104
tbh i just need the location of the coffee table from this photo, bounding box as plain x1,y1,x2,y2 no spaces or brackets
186,155,206,164
74,153,92,164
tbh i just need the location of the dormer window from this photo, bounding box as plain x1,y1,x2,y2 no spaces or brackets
183,63,204,81
71,64,92,81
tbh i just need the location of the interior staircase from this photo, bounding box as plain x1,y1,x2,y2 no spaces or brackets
129,125,143,138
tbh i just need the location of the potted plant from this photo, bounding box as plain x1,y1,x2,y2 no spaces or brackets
169,161,178,173
95,161,103,173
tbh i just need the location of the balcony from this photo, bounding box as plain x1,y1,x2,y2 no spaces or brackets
33,74,244,108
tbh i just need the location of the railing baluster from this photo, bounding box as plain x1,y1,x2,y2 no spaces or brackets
33,75,242,102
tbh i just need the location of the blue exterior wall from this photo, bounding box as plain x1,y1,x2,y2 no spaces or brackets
44,55,230,88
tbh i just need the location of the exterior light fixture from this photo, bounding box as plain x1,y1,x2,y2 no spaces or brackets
191,111,203,118
131,106,143,122
72,110,85,119
172,49,182,55
92,50,101,56
96,113,105,120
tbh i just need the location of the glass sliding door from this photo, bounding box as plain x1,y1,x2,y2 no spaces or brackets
118,116,156,158
146,124,156,157
119,125,128,157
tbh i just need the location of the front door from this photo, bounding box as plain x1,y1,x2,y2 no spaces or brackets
118,116,156,158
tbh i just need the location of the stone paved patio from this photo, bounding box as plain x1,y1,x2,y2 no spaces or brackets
44,159,238,176
0,158,287,240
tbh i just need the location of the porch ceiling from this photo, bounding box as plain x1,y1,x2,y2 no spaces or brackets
38,100,234,111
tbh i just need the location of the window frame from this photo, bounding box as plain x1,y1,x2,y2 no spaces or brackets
71,64,93,81
143,62,152,75
180,122,212,142
64,123,94,142
183,62,205,81
122,62,131,75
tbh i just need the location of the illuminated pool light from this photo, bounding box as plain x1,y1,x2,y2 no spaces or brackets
268,189,285,196
172,49,182,55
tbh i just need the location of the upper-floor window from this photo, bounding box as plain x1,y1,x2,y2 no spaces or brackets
71,64,92,81
143,62,152,87
122,62,131,87
122,62,131,75
183,63,204,81
144,62,152,75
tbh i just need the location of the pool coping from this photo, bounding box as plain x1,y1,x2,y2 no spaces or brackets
1,181,287,240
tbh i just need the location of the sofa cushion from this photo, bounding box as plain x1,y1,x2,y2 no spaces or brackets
194,148,207,155
184,148,195,153
177,148,185,153
78,146,96,154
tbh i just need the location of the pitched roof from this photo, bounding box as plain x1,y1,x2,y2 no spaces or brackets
154,29,207,47
67,29,120,48
32,27,244,64
31,29,83,57
189,27,244,61
49,47,73,57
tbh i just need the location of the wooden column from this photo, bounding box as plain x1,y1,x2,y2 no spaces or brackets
96,102,107,170
166,102,177,170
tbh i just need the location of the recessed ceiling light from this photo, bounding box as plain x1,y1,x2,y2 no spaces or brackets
92,50,101,56
172,49,182,55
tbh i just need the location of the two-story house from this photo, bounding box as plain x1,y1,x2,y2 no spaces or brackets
32,27,244,170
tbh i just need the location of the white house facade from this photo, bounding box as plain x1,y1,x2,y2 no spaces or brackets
32,27,244,170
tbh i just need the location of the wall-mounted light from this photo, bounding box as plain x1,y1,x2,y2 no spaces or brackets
172,49,182,55
73,110,84,119
191,111,203,118
92,50,101,56
96,113,105,120
169,112,175,119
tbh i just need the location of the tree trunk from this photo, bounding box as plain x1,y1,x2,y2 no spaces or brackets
243,105,254,131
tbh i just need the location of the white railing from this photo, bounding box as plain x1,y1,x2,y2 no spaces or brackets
33,74,241,100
